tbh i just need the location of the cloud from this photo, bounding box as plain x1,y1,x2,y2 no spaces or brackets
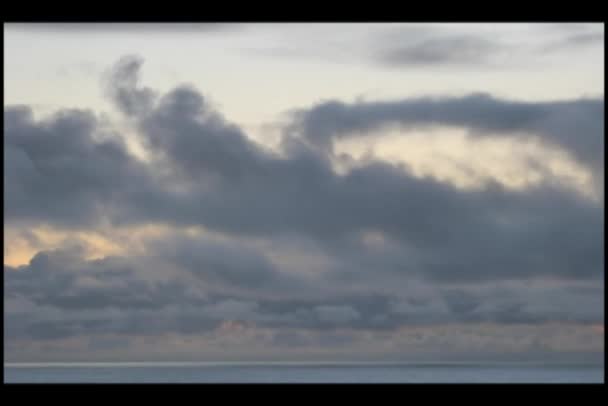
4,104,161,229
381,36,500,67
5,239,603,344
375,24,603,71
4,55,604,362
315,305,361,324
288,93,604,174
202,299,260,320
145,232,304,294
552,32,604,48
138,84,275,180
5,240,603,364
102,55,157,117
5,57,603,283
539,24,604,53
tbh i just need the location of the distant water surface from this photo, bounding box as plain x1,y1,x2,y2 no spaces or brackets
4,362,604,383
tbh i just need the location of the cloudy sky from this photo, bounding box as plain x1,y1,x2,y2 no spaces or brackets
3,23,604,363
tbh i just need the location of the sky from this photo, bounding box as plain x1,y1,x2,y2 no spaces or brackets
3,22,605,363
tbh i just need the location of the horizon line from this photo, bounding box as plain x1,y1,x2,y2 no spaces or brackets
5,360,605,368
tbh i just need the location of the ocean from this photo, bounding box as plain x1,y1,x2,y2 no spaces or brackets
3,362,604,383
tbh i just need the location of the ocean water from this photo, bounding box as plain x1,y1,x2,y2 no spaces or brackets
4,362,604,383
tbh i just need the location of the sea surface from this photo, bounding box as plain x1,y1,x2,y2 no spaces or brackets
4,362,604,383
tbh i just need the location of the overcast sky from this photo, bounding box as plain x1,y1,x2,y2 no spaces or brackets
3,23,604,363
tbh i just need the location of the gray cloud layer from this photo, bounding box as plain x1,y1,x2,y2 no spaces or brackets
4,55,604,360
381,36,500,67
5,240,604,343
376,24,603,69
288,93,604,171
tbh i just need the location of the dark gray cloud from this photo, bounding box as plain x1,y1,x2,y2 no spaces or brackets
381,36,499,67
372,24,518,69
554,32,605,47
6,250,187,312
288,93,604,173
4,104,163,229
102,55,157,117
145,233,307,296
4,56,604,360
138,84,276,180
375,24,603,71
5,57,603,285
539,24,604,52
5,246,604,348
440,283,604,325
5,243,604,344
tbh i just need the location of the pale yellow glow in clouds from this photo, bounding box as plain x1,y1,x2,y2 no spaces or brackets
335,128,598,201
4,224,207,267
